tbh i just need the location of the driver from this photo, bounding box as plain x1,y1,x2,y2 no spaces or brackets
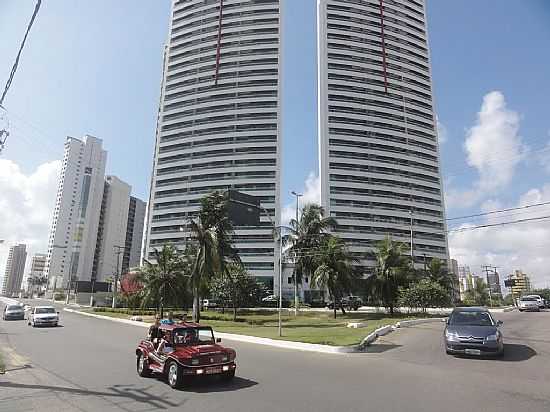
156,331,174,355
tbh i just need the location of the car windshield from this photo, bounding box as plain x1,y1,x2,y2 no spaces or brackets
35,308,56,314
172,327,215,346
449,311,494,326
7,305,23,311
521,297,537,302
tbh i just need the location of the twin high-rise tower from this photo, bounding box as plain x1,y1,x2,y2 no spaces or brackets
146,0,448,289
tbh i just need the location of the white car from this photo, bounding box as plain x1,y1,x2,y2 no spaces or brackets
524,295,545,309
201,299,218,309
518,297,540,312
28,306,59,327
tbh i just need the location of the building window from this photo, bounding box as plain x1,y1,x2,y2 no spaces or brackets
287,277,292,285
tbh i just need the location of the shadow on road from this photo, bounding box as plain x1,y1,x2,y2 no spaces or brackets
0,381,181,410
363,344,402,353
179,376,258,393
498,344,537,362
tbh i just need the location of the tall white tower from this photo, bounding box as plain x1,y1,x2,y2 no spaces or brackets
318,0,448,273
44,135,107,288
145,0,282,289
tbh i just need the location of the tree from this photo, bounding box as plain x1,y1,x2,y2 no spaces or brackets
368,236,410,315
464,277,490,306
287,204,337,315
209,264,261,321
312,235,359,318
188,191,241,323
398,279,450,313
136,244,188,317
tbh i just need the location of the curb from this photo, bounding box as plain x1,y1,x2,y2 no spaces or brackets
63,308,358,354
359,317,446,349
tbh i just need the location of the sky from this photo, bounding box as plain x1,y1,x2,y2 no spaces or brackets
1,0,550,289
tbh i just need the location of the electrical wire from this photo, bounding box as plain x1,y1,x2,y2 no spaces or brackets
448,215,550,233
446,200,550,221
0,0,42,108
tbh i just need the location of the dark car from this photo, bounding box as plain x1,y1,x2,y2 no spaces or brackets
2,304,25,320
444,307,504,357
327,296,363,311
136,322,236,389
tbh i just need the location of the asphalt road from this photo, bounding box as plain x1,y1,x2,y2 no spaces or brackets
1,299,550,412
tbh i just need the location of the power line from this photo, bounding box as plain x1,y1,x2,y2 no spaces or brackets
448,215,550,233
446,200,550,221
0,0,42,108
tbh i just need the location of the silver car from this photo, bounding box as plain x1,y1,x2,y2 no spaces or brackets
444,307,504,357
28,306,59,327
518,296,540,312
2,304,25,320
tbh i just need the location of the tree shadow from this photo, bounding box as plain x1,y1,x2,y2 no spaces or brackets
0,381,181,410
179,376,258,393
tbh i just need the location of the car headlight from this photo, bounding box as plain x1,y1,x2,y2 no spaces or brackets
191,358,199,366
486,332,500,342
445,330,458,341
221,354,229,362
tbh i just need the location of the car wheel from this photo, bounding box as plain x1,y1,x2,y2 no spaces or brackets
221,369,235,382
167,361,184,389
445,349,453,355
137,353,151,377
54,322,58,327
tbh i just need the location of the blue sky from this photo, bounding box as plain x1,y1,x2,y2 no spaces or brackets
1,0,550,286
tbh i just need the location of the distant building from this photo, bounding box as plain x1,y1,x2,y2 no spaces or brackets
509,270,531,298
449,259,460,303
486,269,502,297
92,176,131,282
122,196,146,273
44,135,107,289
457,265,471,300
1,244,27,297
27,253,47,294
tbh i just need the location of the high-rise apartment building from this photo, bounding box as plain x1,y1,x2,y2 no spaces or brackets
486,269,502,296
318,0,448,273
1,244,27,297
145,0,282,288
44,135,107,288
27,253,47,293
123,196,146,273
509,270,531,297
92,176,131,282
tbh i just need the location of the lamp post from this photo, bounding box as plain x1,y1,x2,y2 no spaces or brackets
112,245,125,309
409,209,414,266
290,191,303,315
50,244,67,302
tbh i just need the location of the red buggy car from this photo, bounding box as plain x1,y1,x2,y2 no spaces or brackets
136,322,236,389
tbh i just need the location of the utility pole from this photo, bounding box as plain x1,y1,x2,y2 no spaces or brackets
481,265,497,307
409,209,414,266
291,191,303,316
112,245,125,309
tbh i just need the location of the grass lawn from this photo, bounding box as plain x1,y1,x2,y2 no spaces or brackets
87,308,434,347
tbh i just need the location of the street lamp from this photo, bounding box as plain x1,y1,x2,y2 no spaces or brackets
112,245,125,309
290,191,303,315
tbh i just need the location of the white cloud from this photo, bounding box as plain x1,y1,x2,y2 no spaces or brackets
449,184,550,289
436,116,448,144
0,159,60,284
446,91,525,210
281,172,320,226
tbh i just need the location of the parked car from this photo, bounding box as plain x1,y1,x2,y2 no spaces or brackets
261,295,277,303
136,322,236,389
518,296,541,312
327,296,363,311
28,306,59,327
2,304,25,320
201,299,218,310
444,307,504,357
523,295,545,309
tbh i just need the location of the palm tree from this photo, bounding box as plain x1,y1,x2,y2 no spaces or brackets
369,236,409,315
136,244,188,317
188,191,240,323
464,277,490,306
424,257,453,292
312,235,359,318
287,204,337,315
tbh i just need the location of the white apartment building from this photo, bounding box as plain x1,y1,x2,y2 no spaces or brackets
146,0,282,290
27,252,47,293
318,0,448,273
123,196,146,273
92,176,131,282
1,244,27,297
44,135,107,288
